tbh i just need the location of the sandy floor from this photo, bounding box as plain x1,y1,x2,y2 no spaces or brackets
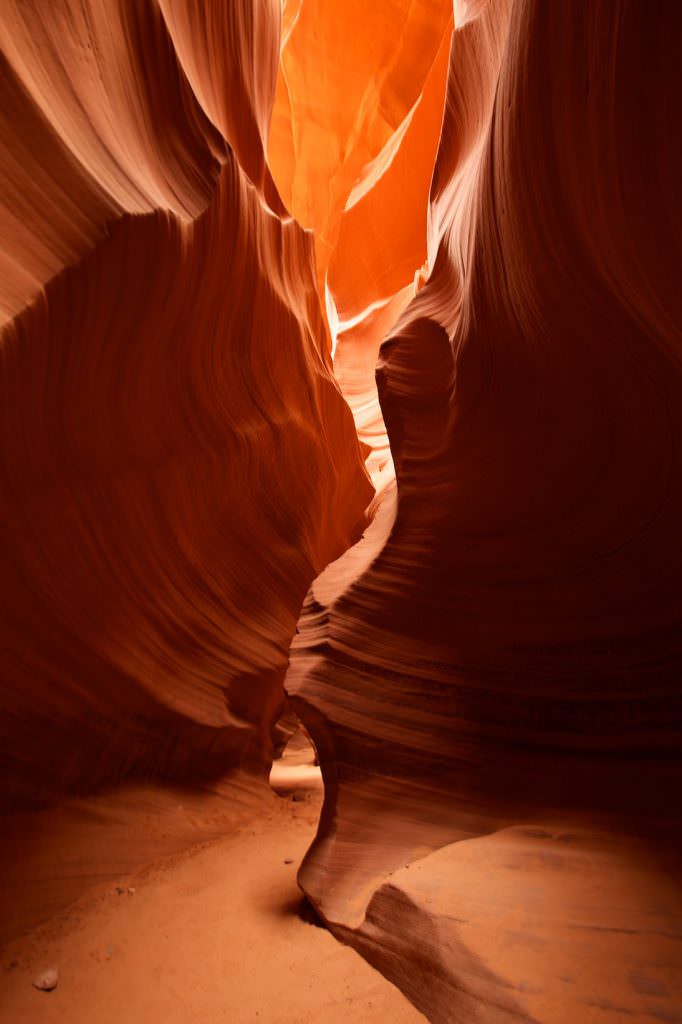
0,771,424,1023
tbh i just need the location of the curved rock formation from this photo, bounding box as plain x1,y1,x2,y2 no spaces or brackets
349,827,682,1023
0,0,371,809
269,0,455,485
2,0,681,1020
287,0,682,1016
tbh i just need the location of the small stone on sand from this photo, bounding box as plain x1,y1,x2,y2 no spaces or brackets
32,966,58,992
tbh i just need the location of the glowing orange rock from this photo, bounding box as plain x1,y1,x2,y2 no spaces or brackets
288,0,682,1015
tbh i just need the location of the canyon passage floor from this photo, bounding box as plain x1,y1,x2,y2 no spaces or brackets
0,776,424,1023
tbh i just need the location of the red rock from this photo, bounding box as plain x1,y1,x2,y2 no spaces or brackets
2,1,682,1019
0,0,371,808
286,0,682,1014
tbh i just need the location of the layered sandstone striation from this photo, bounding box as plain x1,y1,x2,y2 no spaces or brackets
0,0,371,809
2,1,682,1020
287,0,682,1018
269,0,455,483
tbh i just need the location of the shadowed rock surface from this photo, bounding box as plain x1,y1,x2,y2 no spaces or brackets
1,1,681,1021
286,0,682,1018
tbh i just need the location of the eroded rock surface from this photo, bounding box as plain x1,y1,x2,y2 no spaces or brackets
0,0,371,808
287,0,682,1017
2,1,681,1020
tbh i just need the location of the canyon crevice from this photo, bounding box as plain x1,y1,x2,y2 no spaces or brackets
1,1,681,1022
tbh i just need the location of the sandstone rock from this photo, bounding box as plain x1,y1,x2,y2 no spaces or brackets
32,966,58,992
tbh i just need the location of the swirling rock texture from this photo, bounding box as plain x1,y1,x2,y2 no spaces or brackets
0,0,372,809
286,0,682,1021
269,0,454,484
2,1,682,1022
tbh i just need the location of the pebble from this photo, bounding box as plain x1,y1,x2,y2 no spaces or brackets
32,966,58,992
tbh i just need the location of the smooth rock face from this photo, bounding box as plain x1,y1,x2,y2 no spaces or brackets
0,0,371,808
286,0,682,1016
347,829,682,1024
2,1,682,1021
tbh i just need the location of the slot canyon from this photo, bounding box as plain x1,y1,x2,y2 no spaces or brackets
1,1,681,1021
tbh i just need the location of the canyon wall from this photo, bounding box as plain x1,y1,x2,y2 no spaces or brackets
2,1,681,1019
287,0,682,1019
0,0,372,808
